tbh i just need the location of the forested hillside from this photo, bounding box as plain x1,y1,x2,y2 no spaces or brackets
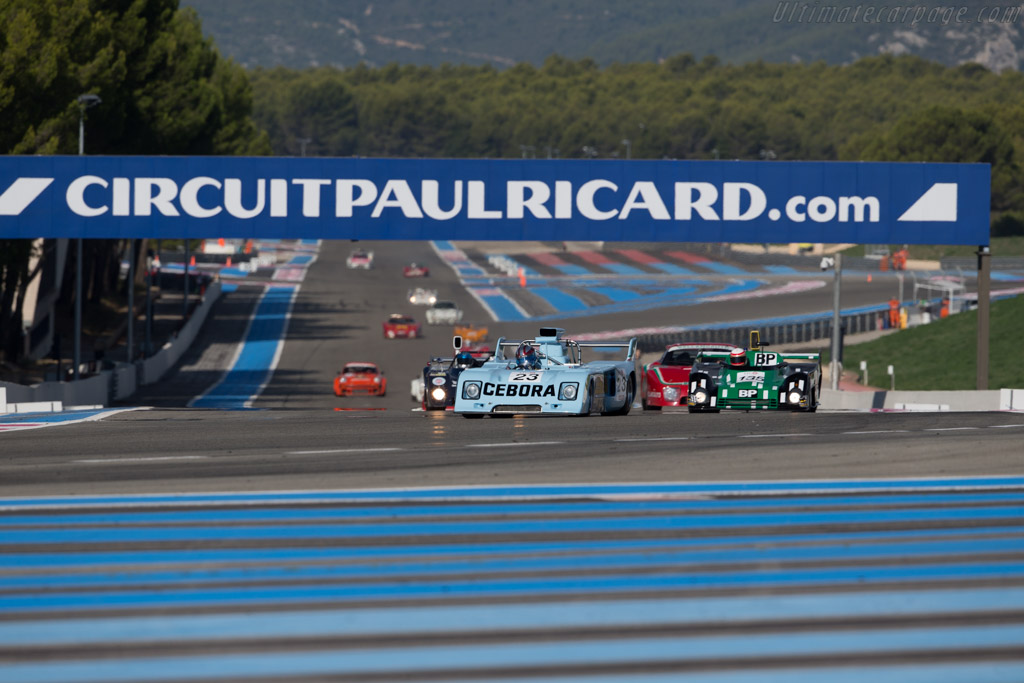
183,0,1023,72
0,0,269,363
250,54,1024,235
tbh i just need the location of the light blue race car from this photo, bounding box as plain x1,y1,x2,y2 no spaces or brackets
453,327,640,418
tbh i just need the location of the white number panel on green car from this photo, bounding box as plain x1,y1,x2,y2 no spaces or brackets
454,328,640,418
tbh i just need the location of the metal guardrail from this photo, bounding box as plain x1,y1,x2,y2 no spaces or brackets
941,257,1024,270
634,307,888,354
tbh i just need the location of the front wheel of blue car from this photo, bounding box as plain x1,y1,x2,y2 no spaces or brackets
578,382,594,416
606,375,634,416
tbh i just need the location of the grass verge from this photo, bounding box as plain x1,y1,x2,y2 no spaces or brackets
840,237,1024,261
837,294,1024,390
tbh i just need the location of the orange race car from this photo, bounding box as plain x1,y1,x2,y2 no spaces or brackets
333,362,387,397
454,324,488,343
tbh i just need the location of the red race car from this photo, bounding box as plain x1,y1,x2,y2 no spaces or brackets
334,362,387,397
643,342,741,410
403,262,429,277
463,340,492,359
382,313,422,339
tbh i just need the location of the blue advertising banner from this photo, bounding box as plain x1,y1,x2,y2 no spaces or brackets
0,156,990,244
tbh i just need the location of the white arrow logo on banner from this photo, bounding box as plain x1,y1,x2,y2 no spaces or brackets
0,177,55,216
897,182,957,222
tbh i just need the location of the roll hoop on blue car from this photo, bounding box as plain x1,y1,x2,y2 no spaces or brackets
453,327,640,418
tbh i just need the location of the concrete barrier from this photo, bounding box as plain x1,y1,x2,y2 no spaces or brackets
821,389,1010,412
140,281,222,386
1001,389,1024,410
0,282,222,415
10,400,63,413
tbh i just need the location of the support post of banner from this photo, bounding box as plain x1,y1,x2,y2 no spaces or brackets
72,94,100,381
73,238,81,382
830,252,842,391
74,103,82,380
145,250,153,357
183,239,190,320
976,244,990,390
127,240,135,363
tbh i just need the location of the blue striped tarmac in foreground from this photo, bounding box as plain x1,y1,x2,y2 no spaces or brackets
1,477,1022,682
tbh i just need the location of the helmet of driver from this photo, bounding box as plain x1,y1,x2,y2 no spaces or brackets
729,348,747,368
516,343,538,369
456,351,475,368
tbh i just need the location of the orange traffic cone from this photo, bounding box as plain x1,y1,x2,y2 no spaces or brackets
867,274,872,283
189,255,196,266
518,267,526,288
226,257,232,267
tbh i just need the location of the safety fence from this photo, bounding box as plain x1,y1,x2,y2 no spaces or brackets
633,305,889,354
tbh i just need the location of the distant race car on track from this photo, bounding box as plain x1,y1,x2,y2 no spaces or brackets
454,327,639,418
346,250,374,269
642,342,741,410
463,340,492,359
687,331,821,413
408,287,437,306
454,324,488,343
403,263,429,277
420,349,487,410
425,300,463,325
333,362,387,397
382,313,422,339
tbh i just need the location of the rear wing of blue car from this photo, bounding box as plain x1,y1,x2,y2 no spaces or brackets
492,337,638,365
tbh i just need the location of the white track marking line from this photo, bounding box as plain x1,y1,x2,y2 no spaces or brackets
842,430,910,435
990,424,1024,428
287,448,403,455
924,427,980,432
466,441,565,448
0,407,145,433
245,284,302,409
74,456,209,464
615,437,690,442
738,433,812,438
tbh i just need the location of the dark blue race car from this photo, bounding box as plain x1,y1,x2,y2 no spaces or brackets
422,350,486,410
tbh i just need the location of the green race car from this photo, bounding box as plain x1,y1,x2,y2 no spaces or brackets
687,331,821,413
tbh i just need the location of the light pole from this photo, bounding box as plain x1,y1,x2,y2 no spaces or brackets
297,137,312,157
77,94,101,155
74,94,101,381
621,139,631,160
829,252,842,391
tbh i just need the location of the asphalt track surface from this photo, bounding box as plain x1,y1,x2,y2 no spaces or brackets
1,408,1023,496
133,239,937,413
3,240,1022,681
